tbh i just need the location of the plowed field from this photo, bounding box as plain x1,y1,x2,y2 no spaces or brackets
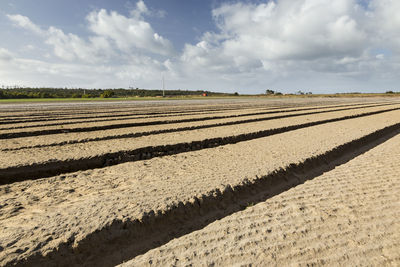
1,97,399,267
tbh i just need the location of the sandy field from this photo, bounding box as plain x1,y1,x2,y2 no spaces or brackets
2,104,400,172
122,129,400,266
0,103,392,158
0,101,386,131
0,97,399,266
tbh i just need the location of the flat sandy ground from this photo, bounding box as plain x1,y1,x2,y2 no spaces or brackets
0,97,399,266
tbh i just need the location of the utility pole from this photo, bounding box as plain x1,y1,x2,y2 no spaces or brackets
162,74,165,97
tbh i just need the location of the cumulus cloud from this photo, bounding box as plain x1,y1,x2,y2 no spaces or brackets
45,27,113,63
0,49,167,88
3,0,400,93
6,0,173,64
6,14,114,63
0,48,14,62
368,0,400,51
87,9,174,56
173,0,400,92
130,0,149,18
130,0,166,19
182,0,369,74
214,0,367,60
3,0,172,88
6,14,45,35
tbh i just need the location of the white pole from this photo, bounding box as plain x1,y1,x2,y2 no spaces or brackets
162,74,165,97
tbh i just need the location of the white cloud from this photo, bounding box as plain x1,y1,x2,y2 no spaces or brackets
23,44,35,51
187,0,368,67
45,26,113,63
130,0,166,19
173,0,400,92
368,0,400,51
6,0,173,63
3,1,172,88
6,14,113,63
0,48,13,62
131,0,149,18
6,14,45,35
87,9,174,56
3,0,400,93
0,48,167,88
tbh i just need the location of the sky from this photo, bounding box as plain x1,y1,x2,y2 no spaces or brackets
0,0,399,94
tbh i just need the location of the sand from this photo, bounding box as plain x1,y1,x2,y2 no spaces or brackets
1,107,400,266
1,97,399,266
0,103,366,150
122,130,400,266
1,105,399,170
0,102,390,151
0,107,273,135
1,101,387,136
1,101,385,130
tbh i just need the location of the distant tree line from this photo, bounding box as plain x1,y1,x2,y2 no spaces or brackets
265,89,283,95
0,87,232,99
266,89,400,95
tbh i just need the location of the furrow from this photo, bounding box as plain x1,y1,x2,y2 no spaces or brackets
0,101,383,127
0,106,287,130
2,104,399,157
1,109,399,266
123,129,400,267
0,110,239,129
0,107,291,136
2,103,398,151
0,105,269,125
0,97,357,115
1,107,399,184
0,101,287,121
0,102,397,139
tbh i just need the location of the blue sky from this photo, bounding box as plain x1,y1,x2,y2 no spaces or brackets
0,0,219,50
0,0,399,93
